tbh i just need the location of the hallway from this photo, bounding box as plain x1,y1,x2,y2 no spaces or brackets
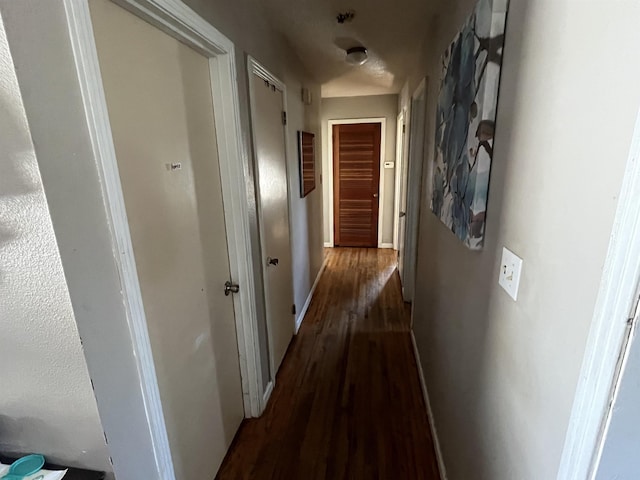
217,248,440,479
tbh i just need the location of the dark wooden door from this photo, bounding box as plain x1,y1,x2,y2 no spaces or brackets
333,123,381,247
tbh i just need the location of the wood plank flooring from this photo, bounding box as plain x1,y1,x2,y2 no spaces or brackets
216,248,440,480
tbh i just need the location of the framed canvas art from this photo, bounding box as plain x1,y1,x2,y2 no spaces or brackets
430,0,508,249
298,131,316,198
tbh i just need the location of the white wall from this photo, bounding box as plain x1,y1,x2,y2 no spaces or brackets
183,0,325,346
0,13,111,473
409,0,640,479
320,94,398,246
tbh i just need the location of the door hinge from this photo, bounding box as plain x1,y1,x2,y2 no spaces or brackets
291,303,296,315
282,111,287,125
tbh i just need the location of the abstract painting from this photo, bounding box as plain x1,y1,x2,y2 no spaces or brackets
430,0,507,249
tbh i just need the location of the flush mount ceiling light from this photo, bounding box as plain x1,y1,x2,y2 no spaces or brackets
346,46,368,66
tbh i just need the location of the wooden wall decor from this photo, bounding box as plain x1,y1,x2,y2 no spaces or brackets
297,131,316,198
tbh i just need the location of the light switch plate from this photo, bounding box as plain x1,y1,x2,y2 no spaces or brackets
499,247,523,301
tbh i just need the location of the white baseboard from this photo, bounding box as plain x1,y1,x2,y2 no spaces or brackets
324,242,333,248
411,330,447,480
295,258,328,334
378,243,394,249
263,379,274,406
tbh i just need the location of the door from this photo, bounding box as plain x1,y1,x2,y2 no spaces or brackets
90,0,243,477
333,123,382,247
401,81,428,302
249,69,295,372
396,111,408,281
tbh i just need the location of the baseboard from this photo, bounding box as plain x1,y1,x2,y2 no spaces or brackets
263,379,274,406
411,330,448,480
378,243,394,249
295,258,328,334
324,242,333,248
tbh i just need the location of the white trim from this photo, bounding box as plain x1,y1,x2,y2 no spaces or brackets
379,243,394,249
558,106,640,480
63,2,175,477
262,380,275,407
328,117,387,247
324,242,333,248
402,78,428,302
393,110,406,250
411,331,448,480
295,258,328,333
111,0,264,419
247,56,293,411
61,1,267,476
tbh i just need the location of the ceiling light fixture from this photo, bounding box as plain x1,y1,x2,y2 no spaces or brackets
346,46,368,66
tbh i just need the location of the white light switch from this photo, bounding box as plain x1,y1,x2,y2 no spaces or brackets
499,247,523,301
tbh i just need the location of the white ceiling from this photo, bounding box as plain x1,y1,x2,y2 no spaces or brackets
261,0,439,97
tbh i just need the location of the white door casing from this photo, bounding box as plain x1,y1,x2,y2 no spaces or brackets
89,0,244,476
14,0,267,477
247,57,296,404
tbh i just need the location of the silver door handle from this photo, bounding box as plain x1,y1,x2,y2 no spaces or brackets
399,211,406,217
224,281,240,296
373,193,379,198
267,256,279,266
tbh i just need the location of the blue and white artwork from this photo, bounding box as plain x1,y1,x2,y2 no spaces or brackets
430,0,507,249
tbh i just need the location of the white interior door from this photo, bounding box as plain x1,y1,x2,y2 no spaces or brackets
396,110,409,285
249,67,295,375
90,0,243,477
403,80,428,303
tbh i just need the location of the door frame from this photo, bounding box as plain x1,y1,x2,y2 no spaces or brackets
327,117,387,248
557,106,640,479
393,109,406,250
59,0,264,475
246,56,293,407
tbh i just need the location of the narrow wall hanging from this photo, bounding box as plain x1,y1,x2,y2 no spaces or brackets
298,131,316,197
431,0,508,249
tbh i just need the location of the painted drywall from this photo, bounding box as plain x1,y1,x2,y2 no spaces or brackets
408,0,640,479
320,94,398,246
595,311,640,480
0,13,111,473
183,0,325,364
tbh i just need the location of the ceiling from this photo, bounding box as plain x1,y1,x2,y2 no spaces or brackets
261,0,439,97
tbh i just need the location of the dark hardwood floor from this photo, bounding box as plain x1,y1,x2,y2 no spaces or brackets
216,248,440,480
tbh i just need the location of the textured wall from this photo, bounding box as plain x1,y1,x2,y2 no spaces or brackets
0,14,111,473
320,94,399,246
409,0,640,478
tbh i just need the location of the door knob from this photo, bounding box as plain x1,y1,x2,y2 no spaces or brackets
373,193,379,198
399,211,406,217
224,281,240,296
267,257,279,266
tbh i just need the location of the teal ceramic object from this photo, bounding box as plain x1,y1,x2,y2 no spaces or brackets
1,454,45,479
